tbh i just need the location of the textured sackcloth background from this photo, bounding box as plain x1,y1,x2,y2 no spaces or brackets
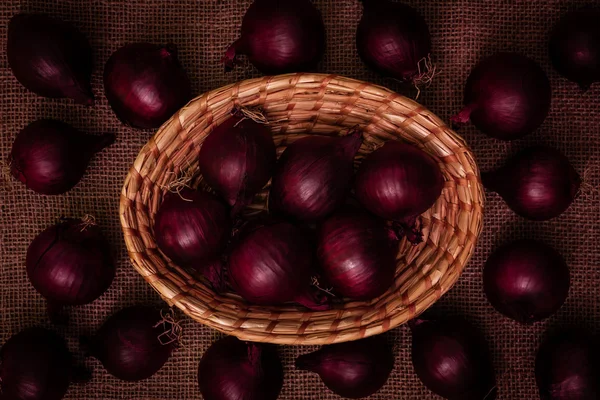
0,0,599,399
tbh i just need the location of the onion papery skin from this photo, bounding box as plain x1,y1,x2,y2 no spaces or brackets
484,239,570,323
317,210,398,300
295,335,394,399
269,130,363,222
410,318,497,400
223,0,325,74
535,331,600,400
199,111,276,214
357,0,432,83
198,336,283,400
228,220,328,310
0,327,74,400
86,305,177,382
26,218,115,315
550,8,600,90
9,119,115,195
482,146,580,221
451,52,551,141
354,140,443,243
7,13,94,105
104,43,192,129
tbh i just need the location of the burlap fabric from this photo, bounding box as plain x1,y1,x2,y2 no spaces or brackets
1,0,598,399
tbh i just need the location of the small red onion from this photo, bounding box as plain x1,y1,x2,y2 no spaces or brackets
104,43,192,129
83,305,178,382
199,110,276,214
451,52,551,141
9,119,114,195
7,13,94,105
482,146,580,221
269,130,363,222
295,335,394,399
198,336,283,400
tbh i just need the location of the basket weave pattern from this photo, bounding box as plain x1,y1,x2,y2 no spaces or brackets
119,73,484,345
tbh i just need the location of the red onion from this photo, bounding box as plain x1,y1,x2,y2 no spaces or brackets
7,14,94,105
223,0,325,74
295,335,394,399
317,210,398,300
357,0,432,84
199,110,276,214
409,318,497,400
83,305,178,382
451,52,551,141
484,239,570,323
198,336,283,400
228,220,329,310
9,119,114,195
550,8,600,90
354,141,443,244
0,327,82,400
26,217,115,321
536,330,600,399
482,146,580,221
104,43,192,129
269,130,363,221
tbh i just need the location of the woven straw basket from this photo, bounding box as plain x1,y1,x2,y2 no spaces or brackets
120,73,484,345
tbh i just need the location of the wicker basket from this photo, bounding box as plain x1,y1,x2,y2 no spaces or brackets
119,73,484,345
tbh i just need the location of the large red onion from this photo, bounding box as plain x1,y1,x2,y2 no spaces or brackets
410,318,497,400
223,0,325,74
482,146,580,221
198,336,283,400
9,119,114,195
317,210,398,300
26,217,115,321
484,239,570,323
7,13,94,105
451,53,551,141
357,0,432,84
104,43,191,129
550,8,600,90
295,335,394,399
536,330,600,399
199,110,276,214
83,305,178,382
269,130,363,222
228,220,328,310
354,140,443,244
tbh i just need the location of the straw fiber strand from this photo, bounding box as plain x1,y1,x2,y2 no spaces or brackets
1,1,599,399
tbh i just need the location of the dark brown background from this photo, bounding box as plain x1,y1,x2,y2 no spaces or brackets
1,0,598,399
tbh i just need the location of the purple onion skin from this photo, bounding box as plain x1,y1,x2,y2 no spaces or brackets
198,336,283,400
482,146,580,221
9,119,115,195
295,335,394,399
223,0,325,74
104,43,192,129
484,239,570,324
536,331,600,400
228,220,328,310
550,8,600,90
269,130,363,222
199,112,276,214
86,306,177,382
7,14,94,105
0,328,73,400
357,0,431,82
317,210,398,300
26,218,115,313
451,53,551,141
410,318,497,400
154,189,232,269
